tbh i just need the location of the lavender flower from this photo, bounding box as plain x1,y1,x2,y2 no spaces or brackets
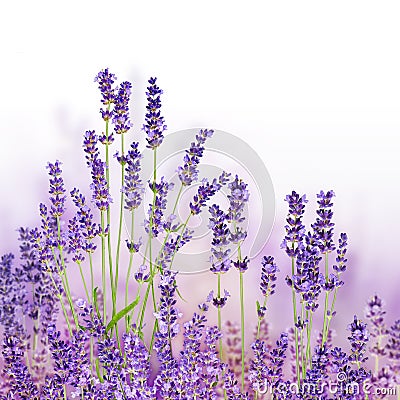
112,81,132,135
387,320,400,379
143,77,167,149
94,68,116,121
312,190,336,253
249,339,269,393
83,130,112,211
260,256,279,298
348,315,369,365
46,160,66,218
190,171,230,215
285,233,324,313
2,335,39,398
67,216,85,263
226,175,249,238
209,204,231,273
333,232,348,273
281,191,308,257
145,177,174,238
121,142,144,212
123,333,155,398
176,313,207,398
177,128,213,186
153,271,180,398
267,332,289,389
70,188,99,253
365,294,388,361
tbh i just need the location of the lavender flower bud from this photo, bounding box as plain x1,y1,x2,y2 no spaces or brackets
143,77,167,149
177,128,214,186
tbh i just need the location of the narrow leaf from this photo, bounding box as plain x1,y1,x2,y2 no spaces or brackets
106,295,140,333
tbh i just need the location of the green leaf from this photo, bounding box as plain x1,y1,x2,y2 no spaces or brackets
106,295,140,333
256,300,261,312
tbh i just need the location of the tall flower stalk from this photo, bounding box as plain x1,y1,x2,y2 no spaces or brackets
282,191,308,385
228,175,250,390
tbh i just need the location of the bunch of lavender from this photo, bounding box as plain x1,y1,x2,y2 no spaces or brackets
1,69,400,400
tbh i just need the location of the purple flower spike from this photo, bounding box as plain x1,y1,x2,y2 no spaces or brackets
112,81,132,135
143,77,167,149
94,68,116,110
82,131,112,211
333,232,348,273
70,188,99,253
209,204,231,274
281,191,308,257
122,142,144,211
177,128,214,186
312,190,336,253
145,177,174,238
46,160,66,218
347,315,369,364
260,256,279,297
190,171,230,215
67,216,85,263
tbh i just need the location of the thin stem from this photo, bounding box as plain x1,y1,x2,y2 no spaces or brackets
104,117,115,318
89,252,94,304
239,269,245,391
138,149,157,336
326,271,341,336
115,133,125,315
291,256,301,386
306,310,314,369
300,301,306,380
125,210,135,331
321,252,329,346
54,217,79,330
217,272,223,361
101,211,107,323
77,262,90,303
32,284,39,353
48,269,73,337
256,296,268,340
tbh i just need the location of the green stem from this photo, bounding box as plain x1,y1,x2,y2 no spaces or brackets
306,310,314,369
217,272,223,361
291,256,301,386
55,216,80,330
77,262,90,303
101,211,107,323
300,301,306,380
256,296,268,339
125,210,135,331
137,149,157,337
88,252,94,304
115,133,125,315
48,270,73,337
239,269,245,391
326,271,341,337
322,252,329,346
32,284,39,353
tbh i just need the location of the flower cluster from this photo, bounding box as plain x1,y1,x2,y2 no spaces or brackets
0,69,399,400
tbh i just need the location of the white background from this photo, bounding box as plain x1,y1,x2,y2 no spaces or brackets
1,1,399,338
